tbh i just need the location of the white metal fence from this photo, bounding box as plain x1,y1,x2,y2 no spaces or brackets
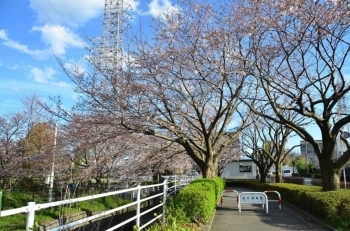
0,175,199,231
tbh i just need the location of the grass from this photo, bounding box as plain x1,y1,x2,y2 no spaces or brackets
0,189,132,230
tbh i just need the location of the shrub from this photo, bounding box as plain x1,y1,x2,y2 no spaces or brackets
175,181,216,224
190,177,224,203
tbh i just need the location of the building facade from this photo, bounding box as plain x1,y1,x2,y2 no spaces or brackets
300,139,346,167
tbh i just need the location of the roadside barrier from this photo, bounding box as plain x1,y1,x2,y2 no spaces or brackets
220,189,239,207
238,192,268,213
220,189,282,214
263,190,282,210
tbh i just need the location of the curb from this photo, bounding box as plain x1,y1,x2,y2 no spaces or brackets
281,200,337,231
202,196,221,231
201,207,216,231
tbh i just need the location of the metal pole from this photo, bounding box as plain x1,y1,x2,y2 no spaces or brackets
136,184,141,228
49,124,58,202
306,143,309,174
0,191,2,217
26,202,36,231
162,179,168,223
343,167,347,189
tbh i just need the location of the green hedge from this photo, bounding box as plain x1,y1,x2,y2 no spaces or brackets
234,181,350,230
190,177,225,202
173,177,224,224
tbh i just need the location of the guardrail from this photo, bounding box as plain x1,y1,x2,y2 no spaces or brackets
239,192,268,213
220,189,282,214
263,190,282,210
0,175,199,231
164,175,200,195
220,189,239,207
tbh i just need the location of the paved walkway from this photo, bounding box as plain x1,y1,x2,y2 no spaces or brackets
207,187,335,231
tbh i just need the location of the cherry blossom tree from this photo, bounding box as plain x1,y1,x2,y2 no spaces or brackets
241,115,301,183
0,112,26,188
217,135,241,176
57,1,253,178
239,0,350,190
0,93,62,188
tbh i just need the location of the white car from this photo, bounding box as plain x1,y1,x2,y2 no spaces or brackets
187,170,199,176
282,169,292,177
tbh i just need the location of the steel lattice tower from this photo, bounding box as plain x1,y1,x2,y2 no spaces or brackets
90,0,132,75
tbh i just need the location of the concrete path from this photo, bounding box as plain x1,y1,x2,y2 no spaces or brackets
208,187,335,231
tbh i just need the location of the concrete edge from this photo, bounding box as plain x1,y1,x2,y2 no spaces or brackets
201,207,216,231
281,200,337,231
202,196,221,231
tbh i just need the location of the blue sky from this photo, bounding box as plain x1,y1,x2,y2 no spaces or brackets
0,0,178,113
2,0,346,151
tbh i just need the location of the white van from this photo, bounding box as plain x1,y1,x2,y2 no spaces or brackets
282,169,292,177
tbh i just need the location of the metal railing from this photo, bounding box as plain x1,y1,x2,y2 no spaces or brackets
164,175,200,195
0,175,199,231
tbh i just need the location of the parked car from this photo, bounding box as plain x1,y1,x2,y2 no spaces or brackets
187,170,199,176
282,169,292,177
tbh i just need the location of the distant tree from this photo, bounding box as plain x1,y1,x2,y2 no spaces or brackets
282,151,299,167
0,112,26,188
0,93,58,187
239,0,350,190
242,115,300,182
218,138,241,177
241,123,274,183
17,122,59,179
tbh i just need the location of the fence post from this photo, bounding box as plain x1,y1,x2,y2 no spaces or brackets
26,202,36,231
0,191,2,217
136,184,141,229
162,178,168,223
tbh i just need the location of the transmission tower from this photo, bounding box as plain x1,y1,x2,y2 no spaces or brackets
90,0,132,76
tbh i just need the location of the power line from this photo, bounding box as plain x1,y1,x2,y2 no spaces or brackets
32,0,86,53
58,0,81,28
48,0,78,29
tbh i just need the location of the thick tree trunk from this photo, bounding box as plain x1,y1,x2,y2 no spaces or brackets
275,165,283,183
201,161,218,178
319,159,341,191
259,168,267,183
317,140,343,191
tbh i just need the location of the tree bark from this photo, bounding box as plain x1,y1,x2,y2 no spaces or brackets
200,158,218,178
275,164,283,183
258,168,267,183
319,158,341,191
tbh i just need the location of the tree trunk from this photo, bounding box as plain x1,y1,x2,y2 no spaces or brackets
275,165,283,183
201,161,218,178
319,158,341,191
259,168,267,183
1,176,10,189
